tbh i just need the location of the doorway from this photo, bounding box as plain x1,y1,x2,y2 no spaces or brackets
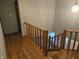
0,0,21,35
14,0,21,34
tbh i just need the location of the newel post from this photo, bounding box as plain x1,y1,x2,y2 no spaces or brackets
61,30,66,49
43,31,48,56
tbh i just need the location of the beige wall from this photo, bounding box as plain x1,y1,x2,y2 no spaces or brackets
18,0,55,36
53,0,79,34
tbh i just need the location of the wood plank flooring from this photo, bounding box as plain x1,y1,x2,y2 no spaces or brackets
5,34,78,59
5,34,49,59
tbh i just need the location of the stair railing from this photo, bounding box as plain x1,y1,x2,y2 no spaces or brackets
24,22,79,57
24,22,48,56
62,29,79,59
62,29,79,51
48,33,63,51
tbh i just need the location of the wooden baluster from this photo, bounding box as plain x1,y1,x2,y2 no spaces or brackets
23,23,25,36
30,24,31,37
73,32,78,51
26,23,29,37
51,37,54,50
49,36,51,50
43,31,48,56
38,30,40,46
31,26,33,40
43,31,44,49
35,28,37,44
33,27,35,43
57,35,59,49
39,29,40,47
28,24,30,38
35,27,37,44
32,26,34,42
25,23,27,36
66,32,73,59
37,29,39,46
31,26,33,38
61,30,66,49
68,32,72,50
40,30,42,49
33,27,34,36
42,31,43,49
36,28,38,45
56,37,57,49
28,24,29,37
34,27,35,43
77,44,79,51
32,26,33,40
54,36,56,50
60,35,62,49
30,25,32,38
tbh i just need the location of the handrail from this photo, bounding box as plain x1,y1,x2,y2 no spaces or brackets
65,29,79,32
24,22,47,31
54,33,63,38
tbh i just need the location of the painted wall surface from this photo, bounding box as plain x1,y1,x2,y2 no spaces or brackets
0,0,18,34
53,0,79,34
47,0,55,32
18,0,55,36
0,22,7,59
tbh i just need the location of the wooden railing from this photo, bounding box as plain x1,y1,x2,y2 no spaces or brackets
24,22,79,56
48,33,63,51
62,29,79,51
24,22,48,56
48,29,79,59
63,29,79,59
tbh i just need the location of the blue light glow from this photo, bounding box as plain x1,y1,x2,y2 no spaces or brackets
48,32,55,38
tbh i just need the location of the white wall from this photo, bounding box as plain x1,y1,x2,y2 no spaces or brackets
18,0,55,36
47,0,55,32
0,22,7,59
53,0,79,34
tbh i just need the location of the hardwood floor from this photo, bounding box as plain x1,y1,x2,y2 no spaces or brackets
5,34,78,59
5,34,25,59
5,34,49,59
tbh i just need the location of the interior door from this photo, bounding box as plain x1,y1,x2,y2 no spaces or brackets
0,0,19,34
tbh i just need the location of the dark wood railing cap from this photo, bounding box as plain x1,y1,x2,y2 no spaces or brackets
24,22,48,32
65,29,79,32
